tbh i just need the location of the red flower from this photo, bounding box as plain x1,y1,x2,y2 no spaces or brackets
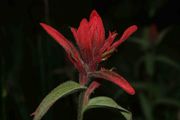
40,10,137,95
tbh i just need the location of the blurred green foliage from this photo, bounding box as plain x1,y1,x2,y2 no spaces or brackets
0,0,180,120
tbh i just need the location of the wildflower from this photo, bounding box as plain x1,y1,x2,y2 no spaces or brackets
40,10,137,95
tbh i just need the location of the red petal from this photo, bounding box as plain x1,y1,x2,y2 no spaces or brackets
86,81,100,96
40,23,75,53
70,27,79,46
67,53,85,74
89,69,135,95
90,10,99,19
77,18,90,49
89,10,105,50
84,81,100,104
100,31,117,54
40,23,84,72
75,19,93,62
111,25,138,49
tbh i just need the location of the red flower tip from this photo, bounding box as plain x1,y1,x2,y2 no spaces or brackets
90,10,100,18
121,25,138,41
127,25,138,35
111,25,138,49
40,22,46,27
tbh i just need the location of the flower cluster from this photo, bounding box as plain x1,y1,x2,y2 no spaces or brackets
40,10,137,96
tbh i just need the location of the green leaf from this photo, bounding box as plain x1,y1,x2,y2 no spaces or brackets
83,96,132,120
129,37,149,50
134,56,145,77
154,98,180,108
139,94,154,120
33,81,86,120
156,55,180,70
155,27,171,46
145,54,155,77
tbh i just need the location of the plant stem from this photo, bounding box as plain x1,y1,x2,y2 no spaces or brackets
44,0,50,23
77,74,88,120
77,92,85,120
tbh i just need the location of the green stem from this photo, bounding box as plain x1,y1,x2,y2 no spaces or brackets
44,0,50,23
77,74,88,120
77,92,85,120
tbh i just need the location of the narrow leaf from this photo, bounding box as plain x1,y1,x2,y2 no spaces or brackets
154,98,180,108
139,94,154,120
145,54,155,77
156,55,180,70
129,37,149,48
83,96,132,120
32,81,86,120
155,27,171,46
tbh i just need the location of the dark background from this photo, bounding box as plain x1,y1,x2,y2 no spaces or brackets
0,0,180,120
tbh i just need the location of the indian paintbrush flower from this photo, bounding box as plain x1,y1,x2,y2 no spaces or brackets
40,10,137,96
